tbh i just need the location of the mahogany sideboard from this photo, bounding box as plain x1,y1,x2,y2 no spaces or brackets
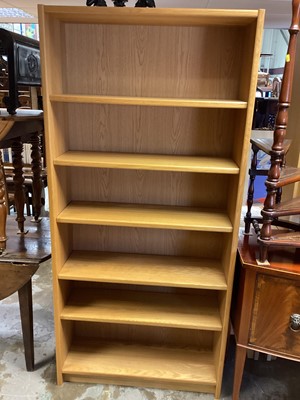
231,228,300,399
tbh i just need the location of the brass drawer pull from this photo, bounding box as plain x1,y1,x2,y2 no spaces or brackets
290,314,300,332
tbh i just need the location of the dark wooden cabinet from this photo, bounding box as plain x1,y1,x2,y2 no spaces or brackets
231,230,300,399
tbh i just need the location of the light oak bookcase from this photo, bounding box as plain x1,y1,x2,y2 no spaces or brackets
38,6,264,398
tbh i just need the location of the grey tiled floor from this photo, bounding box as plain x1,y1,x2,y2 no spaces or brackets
1,259,300,400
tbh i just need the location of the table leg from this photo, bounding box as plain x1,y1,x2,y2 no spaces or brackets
12,138,26,234
0,151,7,252
18,279,34,371
29,132,42,222
232,345,247,400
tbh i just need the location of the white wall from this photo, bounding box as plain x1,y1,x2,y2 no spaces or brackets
260,29,288,76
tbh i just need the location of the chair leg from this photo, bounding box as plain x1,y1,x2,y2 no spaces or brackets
18,279,34,371
245,145,259,234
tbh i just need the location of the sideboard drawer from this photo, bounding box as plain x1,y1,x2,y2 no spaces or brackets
249,274,300,358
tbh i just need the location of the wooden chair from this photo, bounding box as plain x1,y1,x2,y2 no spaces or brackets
4,164,47,218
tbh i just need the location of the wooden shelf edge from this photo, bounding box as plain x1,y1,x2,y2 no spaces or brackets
49,94,247,109
58,251,228,290
56,202,233,233
63,373,216,394
54,151,240,174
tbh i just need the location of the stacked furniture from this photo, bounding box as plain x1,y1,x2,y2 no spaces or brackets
0,28,41,115
0,110,49,374
258,0,300,262
38,5,264,398
232,3,300,399
232,229,300,400
0,109,44,250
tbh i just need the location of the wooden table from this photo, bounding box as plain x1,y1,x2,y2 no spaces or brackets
231,229,300,399
0,109,50,371
0,216,51,371
0,108,44,251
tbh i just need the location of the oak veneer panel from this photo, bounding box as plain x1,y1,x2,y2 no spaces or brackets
62,23,244,100
72,226,225,259
64,104,238,159
59,251,227,290
73,321,214,348
54,151,239,174
41,6,259,26
67,168,230,209
39,4,264,395
62,338,216,389
61,288,222,331
57,201,233,232
50,94,247,109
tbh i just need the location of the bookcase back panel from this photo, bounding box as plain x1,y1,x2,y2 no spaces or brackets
66,168,230,209
63,104,237,158
73,321,214,349
62,23,244,99
72,281,217,295
71,225,225,259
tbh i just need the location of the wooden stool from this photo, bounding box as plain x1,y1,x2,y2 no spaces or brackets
0,216,51,371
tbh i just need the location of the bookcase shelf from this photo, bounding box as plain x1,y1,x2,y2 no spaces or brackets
39,5,264,398
59,251,227,290
61,288,222,331
49,94,248,109
54,151,240,174
57,201,233,232
62,338,216,392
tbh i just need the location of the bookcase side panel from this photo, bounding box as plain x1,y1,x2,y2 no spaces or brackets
38,8,66,94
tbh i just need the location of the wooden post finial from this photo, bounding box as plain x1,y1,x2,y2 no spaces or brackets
291,0,300,32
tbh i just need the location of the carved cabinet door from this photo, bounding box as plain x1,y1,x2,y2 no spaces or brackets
249,274,300,358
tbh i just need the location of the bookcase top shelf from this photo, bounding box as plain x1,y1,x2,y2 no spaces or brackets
39,6,262,26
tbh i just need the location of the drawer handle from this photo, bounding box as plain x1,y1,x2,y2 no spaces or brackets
290,314,300,332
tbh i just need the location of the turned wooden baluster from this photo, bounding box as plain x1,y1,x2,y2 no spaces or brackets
245,144,259,234
259,0,300,262
29,132,42,222
0,151,7,252
12,138,26,234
